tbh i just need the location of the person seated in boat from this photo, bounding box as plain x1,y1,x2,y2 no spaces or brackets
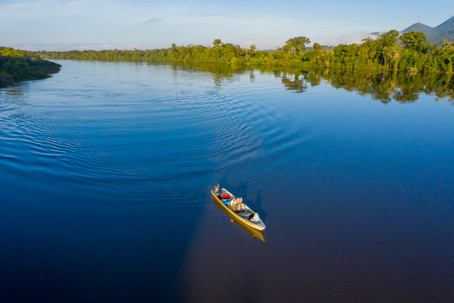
249,210,260,222
237,197,245,211
214,184,221,195
231,198,243,211
229,198,238,209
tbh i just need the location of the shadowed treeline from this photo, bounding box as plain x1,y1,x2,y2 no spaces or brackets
0,48,61,88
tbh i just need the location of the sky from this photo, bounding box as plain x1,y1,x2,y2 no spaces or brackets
1,0,453,51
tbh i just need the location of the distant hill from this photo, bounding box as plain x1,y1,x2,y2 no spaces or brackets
401,16,454,45
401,22,438,37
436,16,454,33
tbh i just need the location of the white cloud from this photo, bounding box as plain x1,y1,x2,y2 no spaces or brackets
0,0,385,50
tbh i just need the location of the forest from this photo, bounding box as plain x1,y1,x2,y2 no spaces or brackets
35,30,454,101
4,30,454,100
38,30,454,77
0,48,61,88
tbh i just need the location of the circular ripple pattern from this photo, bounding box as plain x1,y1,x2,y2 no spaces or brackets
0,62,310,212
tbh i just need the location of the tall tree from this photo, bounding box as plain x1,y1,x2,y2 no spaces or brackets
399,31,428,51
312,42,323,50
284,36,311,54
378,30,400,48
213,39,222,47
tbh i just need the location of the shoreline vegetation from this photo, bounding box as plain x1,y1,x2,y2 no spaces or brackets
3,30,454,101
0,48,61,88
36,31,454,101
38,31,454,76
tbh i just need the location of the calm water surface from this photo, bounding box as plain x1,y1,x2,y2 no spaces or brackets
1,61,453,302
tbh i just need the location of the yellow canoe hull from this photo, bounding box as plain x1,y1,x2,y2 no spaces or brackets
211,189,266,231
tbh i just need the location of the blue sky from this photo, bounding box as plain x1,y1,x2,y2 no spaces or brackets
1,0,453,50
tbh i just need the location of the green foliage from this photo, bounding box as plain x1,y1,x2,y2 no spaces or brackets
3,33,453,101
36,30,454,85
0,47,61,88
312,42,322,50
0,47,40,60
284,36,311,54
213,39,222,47
399,31,430,52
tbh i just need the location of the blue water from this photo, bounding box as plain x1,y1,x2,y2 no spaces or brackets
1,61,453,302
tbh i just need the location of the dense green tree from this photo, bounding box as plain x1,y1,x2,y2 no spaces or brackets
379,30,400,47
312,42,322,50
399,31,430,52
375,30,401,68
284,36,311,54
213,39,222,47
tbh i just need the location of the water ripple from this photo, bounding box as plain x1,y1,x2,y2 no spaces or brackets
0,62,311,212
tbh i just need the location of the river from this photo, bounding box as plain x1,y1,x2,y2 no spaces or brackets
1,60,453,302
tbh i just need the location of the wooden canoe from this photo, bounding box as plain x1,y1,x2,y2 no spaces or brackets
211,188,266,231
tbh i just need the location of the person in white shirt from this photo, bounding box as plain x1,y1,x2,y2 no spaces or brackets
237,197,246,211
229,198,238,209
249,210,260,222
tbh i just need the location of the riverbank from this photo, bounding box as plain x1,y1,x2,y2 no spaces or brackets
38,31,454,77
0,48,61,88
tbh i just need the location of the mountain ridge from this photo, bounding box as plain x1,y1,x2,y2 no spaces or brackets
402,16,454,45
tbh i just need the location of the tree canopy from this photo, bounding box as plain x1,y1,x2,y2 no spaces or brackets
0,47,61,88
37,31,454,83
400,31,429,52
283,36,311,54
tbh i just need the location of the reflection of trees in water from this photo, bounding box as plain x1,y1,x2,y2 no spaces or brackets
0,85,28,105
249,70,255,83
2,86,27,97
168,63,454,103
169,63,246,87
393,89,419,102
288,69,454,103
281,73,307,93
